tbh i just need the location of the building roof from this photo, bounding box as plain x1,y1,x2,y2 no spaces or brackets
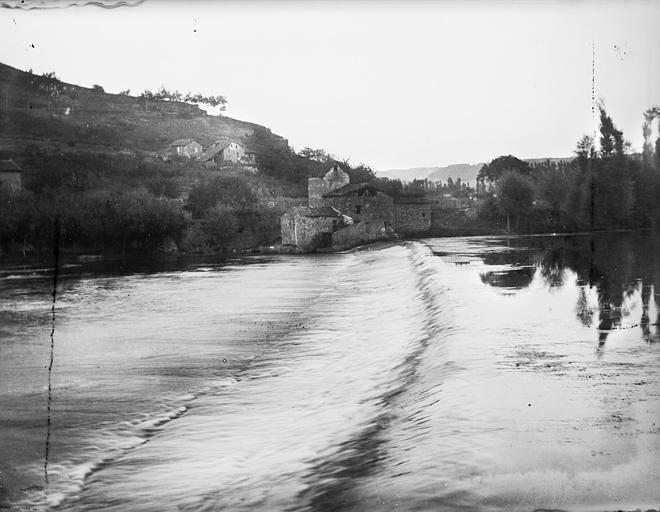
168,138,199,147
0,159,21,172
304,206,343,218
199,139,242,161
323,182,381,198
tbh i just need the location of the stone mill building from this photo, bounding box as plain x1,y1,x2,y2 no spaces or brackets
281,163,431,251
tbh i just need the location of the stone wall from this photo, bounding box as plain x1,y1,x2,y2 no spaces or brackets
280,207,340,251
392,202,431,234
280,209,297,247
331,220,391,250
322,192,394,223
173,141,202,158
221,142,245,163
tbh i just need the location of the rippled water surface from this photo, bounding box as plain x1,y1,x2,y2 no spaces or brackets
1,231,659,511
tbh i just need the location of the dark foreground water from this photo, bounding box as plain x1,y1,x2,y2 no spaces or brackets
1,231,659,511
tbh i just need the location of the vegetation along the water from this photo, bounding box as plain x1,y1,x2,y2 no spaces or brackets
1,63,659,257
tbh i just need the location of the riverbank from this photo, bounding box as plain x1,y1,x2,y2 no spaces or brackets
3,225,658,266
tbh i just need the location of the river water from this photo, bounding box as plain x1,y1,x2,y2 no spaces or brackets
1,231,659,511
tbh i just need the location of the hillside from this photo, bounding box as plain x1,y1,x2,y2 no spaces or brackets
0,62,330,256
0,62,288,157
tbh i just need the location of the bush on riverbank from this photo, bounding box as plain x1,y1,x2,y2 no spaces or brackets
0,168,283,257
0,186,186,255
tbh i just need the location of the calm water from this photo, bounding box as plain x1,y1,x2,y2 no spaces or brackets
1,231,659,511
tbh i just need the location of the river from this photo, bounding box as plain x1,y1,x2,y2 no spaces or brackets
1,231,659,511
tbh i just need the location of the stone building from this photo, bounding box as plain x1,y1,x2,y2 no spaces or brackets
200,140,258,171
200,139,245,165
308,164,350,207
166,139,203,159
280,162,431,251
323,183,396,224
280,206,350,251
392,197,432,234
0,159,22,191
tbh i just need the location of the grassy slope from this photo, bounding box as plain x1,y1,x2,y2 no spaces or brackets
0,62,287,161
0,62,310,208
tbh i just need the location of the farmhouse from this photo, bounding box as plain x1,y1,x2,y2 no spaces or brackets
200,140,258,170
0,158,22,191
200,139,245,165
165,139,203,159
281,163,431,251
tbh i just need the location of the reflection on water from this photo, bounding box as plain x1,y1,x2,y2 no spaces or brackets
476,231,660,345
1,231,659,512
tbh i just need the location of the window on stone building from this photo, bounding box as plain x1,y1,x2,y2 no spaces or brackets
355,205,362,214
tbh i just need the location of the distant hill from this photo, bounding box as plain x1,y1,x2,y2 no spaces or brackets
377,163,484,185
378,157,575,184
0,62,288,157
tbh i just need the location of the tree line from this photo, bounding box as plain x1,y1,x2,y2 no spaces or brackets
138,86,227,110
476,104,660,233
0,150,276,257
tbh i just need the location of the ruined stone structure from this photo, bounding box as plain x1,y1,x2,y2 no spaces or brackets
281,163,431,251
0,158,22,191
308,164,350,207
280,206,349,251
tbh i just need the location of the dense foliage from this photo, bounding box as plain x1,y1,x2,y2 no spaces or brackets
475,105,660,233
0,150,280,256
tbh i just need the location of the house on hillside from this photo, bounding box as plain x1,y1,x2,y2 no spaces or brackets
280,163,431,251
0,159,22,191
165,139,202,160
200,140,259,171
200,139,245,165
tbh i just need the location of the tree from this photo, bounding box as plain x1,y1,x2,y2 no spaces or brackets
139,89,154,112
478,155,532,183
642,106,660,171
598,104,626,158
185,176,257,218
495,171,535,231
201,204,239,249
298,148,335,163
575,135,595,171
345,163,377,184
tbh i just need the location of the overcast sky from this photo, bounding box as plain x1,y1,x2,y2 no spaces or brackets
1,0,658,170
